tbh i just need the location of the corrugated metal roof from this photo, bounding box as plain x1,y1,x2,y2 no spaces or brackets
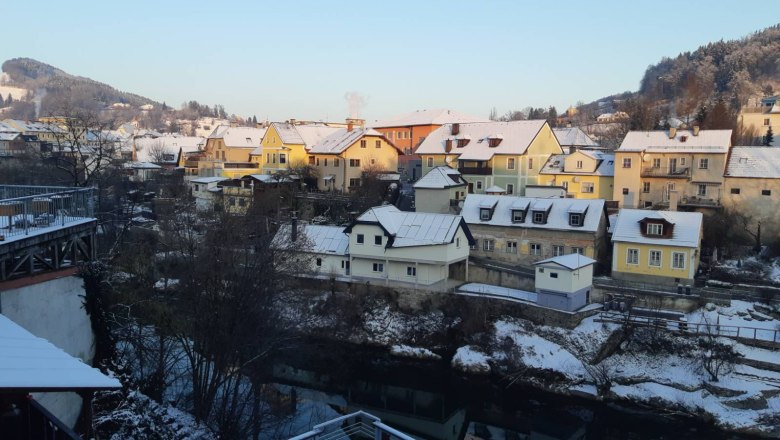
357,205,464,247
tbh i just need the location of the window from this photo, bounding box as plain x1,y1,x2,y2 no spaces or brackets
228,197,236,206
642,182,650,193
698,184,707,196
506,183,514,195
582,182,594,193
483,239,495,252
350,159,361,167
569,213,582,226
238,198,246,207
649,250,662,267
375,140,381,148
316,258,322,267
627,248,639,265
672,252,686,269
279,153,286,164
360,140,367,148
549,272,558,279
680,157,686,166
372,263,384,272
512,210,525,223
730,188,740,194
386,131,393,139
764,118,771,126
647,223,663,235
194,184,200,191
622,157,632,168
374,235,382,245
562,181,568,190
532,211,545,224
622,188,629,195
470,240,477,250
316,158,319,166
456,237,461,248
356,234,364,244
506,241,518,254
644,201,653,208
576,160,583,169
476,181,483,190
426,157,433,167
553,245,564,256
762,189,772,196
370,158,376,165
699,158,709,169
308,156,315,165
480,208,491,221
571,247,584,255
528,158,534,169
507,158,516,170
406,266,417,276
324,158,328,167
530,243,541,255
272,154,277,164
652,158,661,168
349,178,361,187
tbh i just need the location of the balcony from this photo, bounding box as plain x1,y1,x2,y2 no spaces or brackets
458,166,492,175
0,185,95,241
0,397,82,440
641,166,690,178
223,162,259,169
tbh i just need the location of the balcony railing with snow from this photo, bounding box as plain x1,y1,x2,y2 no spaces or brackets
288,410,415,440
0,185,95,242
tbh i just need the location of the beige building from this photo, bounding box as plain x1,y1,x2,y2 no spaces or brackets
198,125,266,178
538,150,614,200
461,194,607,270
613,128,732,210
413,167,468,214
723,146,780,239
737,95,779,146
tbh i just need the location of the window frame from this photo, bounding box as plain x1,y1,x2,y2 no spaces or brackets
649,249,662,267
698,158,709,169
529,243,542,256
647,223,663,235
356,234,364,244
507,157,516,170
622,157,632,168
672,252,686,270
374,235,382,246
506,240,518,254
626,248,639,265
582,182,594,193
372,262,384,272
482,239,495,252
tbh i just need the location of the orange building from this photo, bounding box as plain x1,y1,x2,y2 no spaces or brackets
368,109,489,181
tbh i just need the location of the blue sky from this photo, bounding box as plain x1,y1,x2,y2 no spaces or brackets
1,1,777,122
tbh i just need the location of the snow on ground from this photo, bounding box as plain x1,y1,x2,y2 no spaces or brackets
452,346,491,373
391,344,442,360
686,300,780,342
494,320,587,380
457,283,537,303
716,256,780,284
153,278,180,290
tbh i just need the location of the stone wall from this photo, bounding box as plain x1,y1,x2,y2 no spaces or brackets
591,284,705,312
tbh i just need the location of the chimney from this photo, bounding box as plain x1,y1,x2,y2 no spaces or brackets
291,214,298,242
669,127,677,139
289,118,297,125
693,125,700,136
347,121,354,132
445,139,453,153
346,118,365,132
451,123,460,136
569,146,577,154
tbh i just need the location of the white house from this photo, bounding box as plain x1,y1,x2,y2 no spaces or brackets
190,176,228,211
344,205,474,287
534,254,596,312
413,166,468,214
274,223,351,277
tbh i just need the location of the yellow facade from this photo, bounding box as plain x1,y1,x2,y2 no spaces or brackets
310,134,400,192
260,124,308,174
612,241,699,284
538,151,614,199
738,111,779,143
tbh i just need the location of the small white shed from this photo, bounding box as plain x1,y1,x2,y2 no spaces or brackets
533,254,596,311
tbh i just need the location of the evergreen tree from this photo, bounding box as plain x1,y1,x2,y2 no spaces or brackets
6,93,12,104
252,115,258,124
704,99,733,130
547,106,558,127
0,94,4,107
765,126,774,146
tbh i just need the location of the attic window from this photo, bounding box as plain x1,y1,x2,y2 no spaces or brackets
512,209,526,223
680,135,688,142
646,223,663,235
480,208,493,221
569,213,583,227
532,210,547,224
246,137,252,143
488,138,502,148
457,138,469,148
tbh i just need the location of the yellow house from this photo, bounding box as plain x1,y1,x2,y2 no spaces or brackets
199,125,266,178
723,146,780,240
538,151,614,199
737,95,779,146
613,128,732,210
260,122,341,175
611,209,703,286
416,120,563,196
307,127,403,192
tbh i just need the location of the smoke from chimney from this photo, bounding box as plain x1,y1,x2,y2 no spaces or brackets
344,91,367,119
33,88,47,118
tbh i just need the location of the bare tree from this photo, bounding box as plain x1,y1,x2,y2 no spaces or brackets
695,316,743,382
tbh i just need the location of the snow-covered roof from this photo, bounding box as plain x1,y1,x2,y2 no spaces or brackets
611,209,702,248
208,125,266,148
485,185,505,193
245,174,292,183
0,121,21,133
134,136,205,163
351,205,467,247
725,147,780,179
416,120,555,160
553,127,598,148
190,176,228,184
534,253,596,270
368,108,490,128
123,161,162,170
0,314,121,391
1,119,65,134
0,132,21,141
413,167,467,189
618,129,732,153
462,194,604,233
307,128,392,154
539,152,615,176
276,224,349,255
270,122,342,147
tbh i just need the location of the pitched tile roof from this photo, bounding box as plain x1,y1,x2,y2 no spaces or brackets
611,209,702,248
725,147,780,178
617,129,732,153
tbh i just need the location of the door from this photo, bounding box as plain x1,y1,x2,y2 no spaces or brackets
468,182,474,194
663,182,676,202
669,158,677,174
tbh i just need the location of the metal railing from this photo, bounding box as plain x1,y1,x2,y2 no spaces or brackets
640,166,690,178
458,166,492,175
0,397,81,440
289,411,415,440
0,185,95,241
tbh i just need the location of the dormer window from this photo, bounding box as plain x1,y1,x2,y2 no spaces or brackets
569,213,583,227
532,210,546,224
512,209,526,223
480,208,492,221
488,138,501,147
457,138,469,148
647,223,663,235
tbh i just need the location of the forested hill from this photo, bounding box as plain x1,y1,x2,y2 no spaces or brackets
638,24,780,108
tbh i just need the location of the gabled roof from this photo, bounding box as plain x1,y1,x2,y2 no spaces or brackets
413,167,468,189
534,253,596,270
368,108,490,128
618,129,732,153
611,209,702,248
208,125,266,148
0,314,121,392
539,152,615,176
553,127,599,148
0,121,21,133
461,194,604,233
134,135,206,163
416,120,555,160
269,122,342,147
1,119,65,134
275,224,349,255
725,147,780,178
348,205,471,248
307,127,396,154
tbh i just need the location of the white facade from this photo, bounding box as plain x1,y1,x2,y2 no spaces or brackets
534,254,595,312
